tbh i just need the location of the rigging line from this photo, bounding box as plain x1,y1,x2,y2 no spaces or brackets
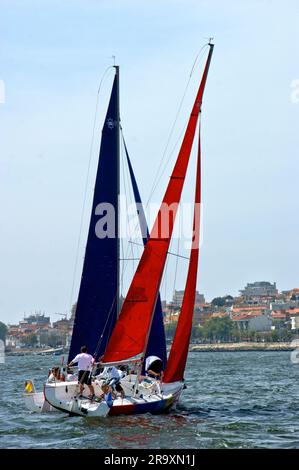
144,44,209,209
148,121,187,204
67,65,114,315
121,134,140,295
125,139,140,281
118,132,133,283
120,132,145,284
120,127,184,262
121,135,136,283
163,212,178,304
120,137,127,298
93,294,117,358
119,129,144,255
121,120,188,250
172,207,182,299
119,46,208,248
120,142,134,289
160,245,169,306
170,117,202,307
128,240,189,260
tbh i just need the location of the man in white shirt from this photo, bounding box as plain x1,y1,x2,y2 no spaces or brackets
145,355,163,379
68,345,95,398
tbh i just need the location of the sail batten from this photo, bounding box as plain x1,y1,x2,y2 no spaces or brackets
103,46,214,365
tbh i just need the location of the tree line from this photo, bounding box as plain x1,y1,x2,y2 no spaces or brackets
165,317,294,343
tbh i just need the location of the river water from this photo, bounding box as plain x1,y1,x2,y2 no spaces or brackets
1,351,299,449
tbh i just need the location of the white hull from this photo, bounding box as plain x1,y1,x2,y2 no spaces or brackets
24,391,57,413
44,375,179,417
24,373,185,416
45,382,110,417
161,381,185,403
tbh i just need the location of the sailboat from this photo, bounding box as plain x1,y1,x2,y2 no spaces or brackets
26,43,214,417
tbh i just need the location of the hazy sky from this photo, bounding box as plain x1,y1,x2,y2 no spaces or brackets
1,0,299,325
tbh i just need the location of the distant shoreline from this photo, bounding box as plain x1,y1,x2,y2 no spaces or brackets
190,341,293,352
5,342,294,357
5,347,65,357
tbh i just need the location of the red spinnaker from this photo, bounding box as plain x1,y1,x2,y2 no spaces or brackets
163,131,201,383
103,45,214,364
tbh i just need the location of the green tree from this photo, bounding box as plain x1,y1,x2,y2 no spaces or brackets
191,324,204,341
202,316,234,342
280,329,292,341
22,334,38,347
211,297,226,307
0,321,7,341
270,330,279,342
211,295,234,307
255,332,265,342
165,322,177,341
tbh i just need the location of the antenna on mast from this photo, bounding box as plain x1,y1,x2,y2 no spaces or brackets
204,36,214,45
112,55,116,66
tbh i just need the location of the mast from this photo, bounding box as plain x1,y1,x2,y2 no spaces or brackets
115,65,121,317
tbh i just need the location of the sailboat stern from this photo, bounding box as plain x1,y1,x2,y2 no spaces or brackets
161,381,184,404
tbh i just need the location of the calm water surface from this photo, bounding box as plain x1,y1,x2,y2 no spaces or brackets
1,351,299,449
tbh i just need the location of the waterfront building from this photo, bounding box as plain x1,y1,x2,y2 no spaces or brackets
281,288,299,302
171,290,205,307
232,313,272,332
270,301,298,311
19,313,51,327
240,281,278,300
290,313,299,330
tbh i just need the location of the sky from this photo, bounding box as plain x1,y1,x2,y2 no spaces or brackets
0,0,299,324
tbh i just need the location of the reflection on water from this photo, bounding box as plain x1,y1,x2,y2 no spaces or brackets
1,351,299,448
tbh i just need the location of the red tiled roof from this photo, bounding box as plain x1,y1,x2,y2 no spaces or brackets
232,315,251,321
271,312,287,319
287,309,299,316
231,313,264,321
211,312,229,318
21,324,38,331
232,306,268,312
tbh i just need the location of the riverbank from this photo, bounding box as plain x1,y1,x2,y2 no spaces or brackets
5,347,65,356
5,342,294,356
190,341,293,352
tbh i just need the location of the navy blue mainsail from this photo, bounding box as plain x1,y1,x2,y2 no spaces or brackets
123,138,167,369
68,70,120,362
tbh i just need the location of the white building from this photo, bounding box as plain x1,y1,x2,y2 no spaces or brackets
248,315,272,332
171,290,205,308
291,316,299,330
240,282,278,299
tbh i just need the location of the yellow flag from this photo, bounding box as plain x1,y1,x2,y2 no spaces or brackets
25,381,33,393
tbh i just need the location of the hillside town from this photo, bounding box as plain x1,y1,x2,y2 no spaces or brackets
3,281,299,352
163,282,299,343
